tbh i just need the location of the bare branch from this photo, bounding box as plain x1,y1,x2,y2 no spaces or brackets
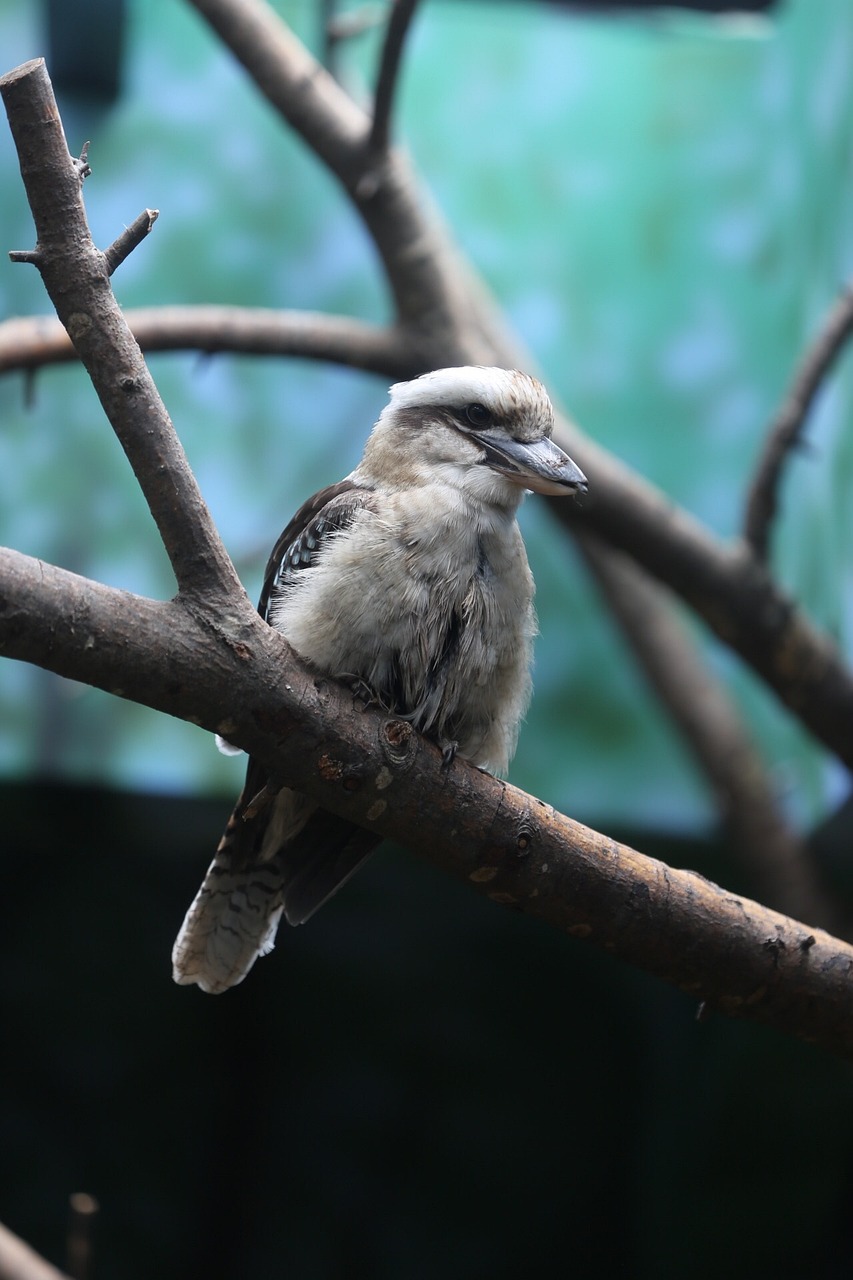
0,308,418,378
548,459,853,772
103,207,159,276
369,0,422,153
745,280,853,560
0,59,245,608
0,1220,71,1280
188,0,370,166
1,545,852,1059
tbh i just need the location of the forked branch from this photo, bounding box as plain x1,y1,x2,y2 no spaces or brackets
0,58,245,608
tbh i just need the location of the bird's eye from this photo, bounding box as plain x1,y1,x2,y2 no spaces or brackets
465,403,492,430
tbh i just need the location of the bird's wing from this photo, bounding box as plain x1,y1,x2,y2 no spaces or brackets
234,474,378,853
257,478,376,621
225,475,378,868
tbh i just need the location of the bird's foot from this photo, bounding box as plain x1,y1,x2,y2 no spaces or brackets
440,740,458,770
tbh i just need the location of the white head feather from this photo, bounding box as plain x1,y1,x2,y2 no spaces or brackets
385,367,555,443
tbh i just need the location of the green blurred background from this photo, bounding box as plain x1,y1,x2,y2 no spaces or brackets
2,1,853,1277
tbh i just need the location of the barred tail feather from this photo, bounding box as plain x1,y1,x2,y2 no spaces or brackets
171,853,285,994
172,783,381,992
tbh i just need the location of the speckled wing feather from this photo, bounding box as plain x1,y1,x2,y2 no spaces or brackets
172,479,381,993
257,479,373,621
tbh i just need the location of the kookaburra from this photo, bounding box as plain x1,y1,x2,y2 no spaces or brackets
172,366,587,993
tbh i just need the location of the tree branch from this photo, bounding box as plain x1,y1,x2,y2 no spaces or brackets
744,279,853,561
0,308,418,377
0,59,245,609
369,0,422,153
1,545,852,1058
186,0,488,340
103,207,159,276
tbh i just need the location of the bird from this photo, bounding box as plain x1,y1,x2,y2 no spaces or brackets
172,366,587,993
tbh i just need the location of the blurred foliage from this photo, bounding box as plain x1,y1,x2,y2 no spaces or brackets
1,0,852,834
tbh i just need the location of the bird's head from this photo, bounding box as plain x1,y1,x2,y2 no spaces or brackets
358,367,588,508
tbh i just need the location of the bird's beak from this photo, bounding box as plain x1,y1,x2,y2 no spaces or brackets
479,433,588,497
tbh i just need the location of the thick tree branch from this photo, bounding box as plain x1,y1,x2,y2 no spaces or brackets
1,545,852,1059
0,308,418,377
0,59,244,609
744,279,853,561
